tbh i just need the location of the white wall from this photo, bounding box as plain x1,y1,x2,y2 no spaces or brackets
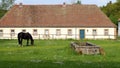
0,27,116,39
118,22,120,36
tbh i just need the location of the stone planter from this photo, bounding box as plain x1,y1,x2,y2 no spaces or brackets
71,42,105,55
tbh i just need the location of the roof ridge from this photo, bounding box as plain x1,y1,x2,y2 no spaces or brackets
14,4,97,6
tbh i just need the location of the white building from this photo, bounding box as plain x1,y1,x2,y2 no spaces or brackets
0,4,117,39
118,21,120,36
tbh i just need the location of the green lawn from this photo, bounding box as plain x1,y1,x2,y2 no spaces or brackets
0,39,120,68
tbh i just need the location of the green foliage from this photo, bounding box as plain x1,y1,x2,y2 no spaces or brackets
0,10,7,18
0,0,14,18
101,1,120,25
0,39,120,68
72,0,81,4
0,0,15,10
76,0,81,4
117,0,120,2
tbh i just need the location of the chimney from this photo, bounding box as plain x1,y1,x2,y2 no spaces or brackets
109,1,112,4
19,3,23,7
63,2,66,7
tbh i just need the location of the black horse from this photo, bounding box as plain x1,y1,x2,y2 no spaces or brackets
18,32,34,46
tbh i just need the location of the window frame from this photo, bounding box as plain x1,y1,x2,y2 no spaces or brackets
33,29,38,36
44,29,49,35
56,29,61,36
10,29,15,36
68,29,72,36
104,29,109,36
0,30,3,37
92,29,97,36
22,29,26,33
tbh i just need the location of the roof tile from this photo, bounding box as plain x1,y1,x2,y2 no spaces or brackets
0,4,116,27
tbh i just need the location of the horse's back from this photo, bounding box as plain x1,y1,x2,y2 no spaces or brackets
18,32,33,40
18,32,22,38
18,32,26,39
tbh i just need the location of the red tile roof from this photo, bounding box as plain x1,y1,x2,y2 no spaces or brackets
0,4,116,27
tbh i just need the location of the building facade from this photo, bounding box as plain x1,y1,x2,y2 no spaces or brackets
0,4,117,39
0,27,116,39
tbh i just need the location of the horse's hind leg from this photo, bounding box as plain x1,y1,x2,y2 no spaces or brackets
18,38,22,46
18,38,21,45
18,39,23,47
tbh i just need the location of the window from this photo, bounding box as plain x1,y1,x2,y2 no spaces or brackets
56,29,61,36
44,29,49,35
43,29,49,39
11,29,15,36
68,29,72,36
22,29,26,32
0,30,3,37
33,29,38,36
93,29,97,36
104,29,109,36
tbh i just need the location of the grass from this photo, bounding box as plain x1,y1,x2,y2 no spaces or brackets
0,39,120,68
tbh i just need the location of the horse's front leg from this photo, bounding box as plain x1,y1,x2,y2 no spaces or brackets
26,39,29,46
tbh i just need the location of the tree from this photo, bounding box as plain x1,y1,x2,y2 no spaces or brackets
101,1,120,25
117,0,120,2
0,0,15,10
0,9,7,18
76,0,81,4
71,0,81,4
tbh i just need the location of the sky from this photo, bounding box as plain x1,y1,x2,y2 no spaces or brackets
15,0,116,6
